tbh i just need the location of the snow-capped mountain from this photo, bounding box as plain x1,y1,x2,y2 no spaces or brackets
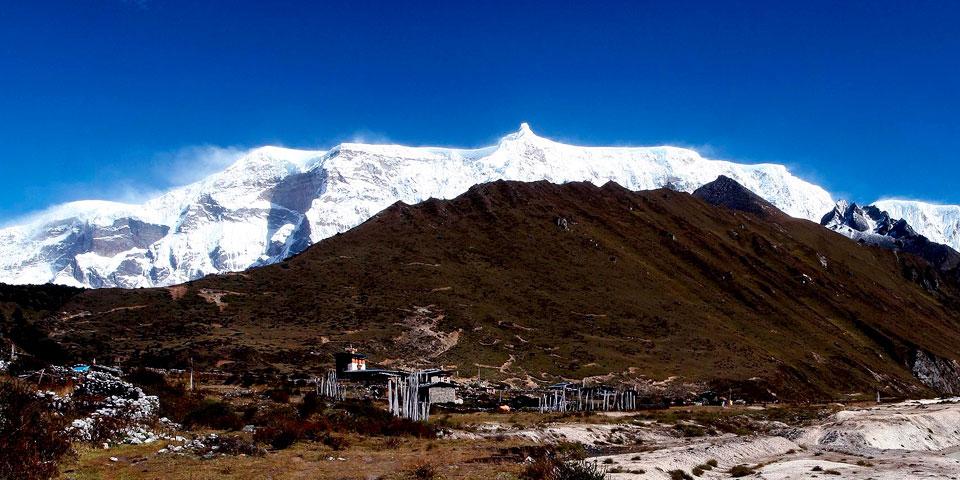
0,124,835,288
821,201,960,272
873,200,960,252
821,201,904,248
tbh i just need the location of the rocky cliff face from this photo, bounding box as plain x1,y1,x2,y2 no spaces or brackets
0,124,835,288
692,175,784,217
910,350,960,396
822,201,960,273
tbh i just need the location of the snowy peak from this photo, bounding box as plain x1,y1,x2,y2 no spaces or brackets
821,201,894,234
822,200,960,272
873,200,960,252
0,124,836,288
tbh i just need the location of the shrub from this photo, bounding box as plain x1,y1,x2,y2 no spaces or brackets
669,470,693,480
521,458,607,480
0,378,73,480
692,461,715,476
706,459,718,467
200,435,265,457
728,464,756,477
321,433,350,451
127,368,197,423
673,423,707,437
182,398,243,431
412,462,438,480
336,399,436,438
252,411,331,450
254,424,299,450
557,460,606,480
263,388,290,404
298,390,324,418
381,437,402,449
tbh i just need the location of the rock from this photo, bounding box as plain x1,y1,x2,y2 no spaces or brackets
109,457,119,462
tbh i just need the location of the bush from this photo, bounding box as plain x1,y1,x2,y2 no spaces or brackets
263,388,290,404
127,368,197,423
669,470,693,480
321,433,351,450
298,390,324,418
692,461,715,476
0,378,73,480
251,407,331,450
182,399,243,431
254,424,299,450
556,461,606,480
521,458,605,480
673,423,707,437
728,464,756,477
336,399,436,438
412,462,438,480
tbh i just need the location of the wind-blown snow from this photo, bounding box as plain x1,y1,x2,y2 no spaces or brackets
873,199,960,252
0,124,835,288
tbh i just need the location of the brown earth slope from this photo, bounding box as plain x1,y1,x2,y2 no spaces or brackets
4,180,960,401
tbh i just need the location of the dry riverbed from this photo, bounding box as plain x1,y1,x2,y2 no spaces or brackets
576,399,960,479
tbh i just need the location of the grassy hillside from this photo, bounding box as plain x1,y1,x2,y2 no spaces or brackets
6,180,960,401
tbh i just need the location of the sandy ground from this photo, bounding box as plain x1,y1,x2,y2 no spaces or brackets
588,398,960,479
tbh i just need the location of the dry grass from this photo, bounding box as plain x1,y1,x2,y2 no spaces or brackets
60,436,531,480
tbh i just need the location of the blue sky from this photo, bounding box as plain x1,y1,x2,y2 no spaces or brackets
1,0,959,223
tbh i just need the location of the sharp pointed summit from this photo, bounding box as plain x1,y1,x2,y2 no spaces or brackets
693,175,783,217
500,122,540,143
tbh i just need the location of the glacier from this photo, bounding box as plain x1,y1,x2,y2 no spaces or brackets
873,200,960,252
0,124,836,288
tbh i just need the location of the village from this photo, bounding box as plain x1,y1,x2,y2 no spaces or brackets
7,335,960,479
329,348,673,422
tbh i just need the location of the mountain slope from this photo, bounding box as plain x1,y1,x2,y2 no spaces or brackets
12,180,960,401
0,124,834,288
